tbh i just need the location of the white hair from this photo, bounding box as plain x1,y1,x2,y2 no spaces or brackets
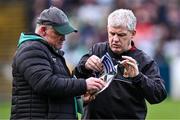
108,9,137,31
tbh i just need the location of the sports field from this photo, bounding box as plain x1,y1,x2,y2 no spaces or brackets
0,97,180,119
146,98,180,119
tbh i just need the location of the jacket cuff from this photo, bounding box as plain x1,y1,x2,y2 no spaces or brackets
78,62,93,75
132,72,143,85
78,78,87,94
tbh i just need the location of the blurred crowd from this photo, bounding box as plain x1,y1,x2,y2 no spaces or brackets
28,0,180,94
30,0,179,59
0,0,180,96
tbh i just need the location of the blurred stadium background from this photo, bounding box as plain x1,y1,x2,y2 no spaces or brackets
0,0,180,119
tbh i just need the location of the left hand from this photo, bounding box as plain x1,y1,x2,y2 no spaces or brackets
83,92,96,104
119,56,139,78
85,55,103,72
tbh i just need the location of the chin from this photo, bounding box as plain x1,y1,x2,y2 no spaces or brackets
112,48,121,54
56,45,62,49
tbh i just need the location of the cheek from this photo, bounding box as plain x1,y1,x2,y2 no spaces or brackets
108,35,117,43
46,32,55,40
108,38,113,46
47,35,59,43
128,39,131,45
50,34,58,39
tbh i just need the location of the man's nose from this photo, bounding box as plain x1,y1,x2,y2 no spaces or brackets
59,35,65,41
113,34,119,41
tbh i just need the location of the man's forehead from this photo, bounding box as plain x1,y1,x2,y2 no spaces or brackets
108,26,129,33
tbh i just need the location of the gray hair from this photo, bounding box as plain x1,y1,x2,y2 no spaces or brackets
35,24,52,33
108,9,137,31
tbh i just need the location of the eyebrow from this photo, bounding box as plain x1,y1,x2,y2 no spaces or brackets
110,31,128,35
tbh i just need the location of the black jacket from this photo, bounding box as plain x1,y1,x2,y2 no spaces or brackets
73,42,167,119
11,33,87,119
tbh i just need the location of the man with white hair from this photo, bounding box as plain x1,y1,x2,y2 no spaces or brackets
73,9,167,119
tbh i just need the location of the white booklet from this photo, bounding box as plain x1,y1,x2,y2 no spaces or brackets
93,52,119,95
92,52,119,95
94,73,115,95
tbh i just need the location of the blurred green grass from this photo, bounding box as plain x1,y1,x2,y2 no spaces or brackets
0,101,11,119
0,97,180,119
147,98,180,119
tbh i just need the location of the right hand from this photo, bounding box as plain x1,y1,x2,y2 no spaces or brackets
84,77,105,104
85,55,103,72
85,77,106,92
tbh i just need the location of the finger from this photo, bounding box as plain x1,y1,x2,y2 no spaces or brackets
88,56,103,71
83,94,91,103
122,62,136,73
122,56,137,64
89,89,97,94
86,60,101,72
95,78,106,87
123,68,129,78
119,59,129,65
120,58,138,69
125,61,137,69
88,61,99,71
119,60,130,69
126,61,139,76
91,57,103,71
91,61,103,71
92,55,101,63
86,55,99,70
92,80,105,90
89,95,96,100
89,82,102,91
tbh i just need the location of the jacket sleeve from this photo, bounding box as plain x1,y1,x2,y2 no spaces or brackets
73,45,96,78
73,54,94,78
16,43,87,98
73,42,107,78
132,59,167,104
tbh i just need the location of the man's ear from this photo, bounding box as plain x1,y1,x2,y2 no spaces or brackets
131,30,136,39
40,26,46,36
132,30,136,36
